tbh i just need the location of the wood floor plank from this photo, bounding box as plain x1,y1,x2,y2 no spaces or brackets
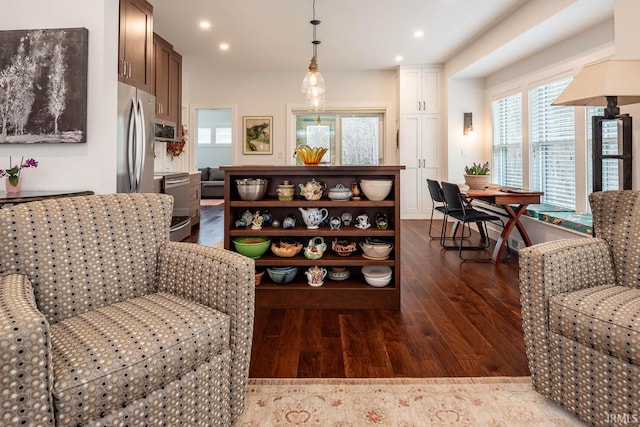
192,207,530,378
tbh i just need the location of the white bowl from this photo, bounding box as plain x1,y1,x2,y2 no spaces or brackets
362,265,392,278
359,179,393,201
363,273,392,287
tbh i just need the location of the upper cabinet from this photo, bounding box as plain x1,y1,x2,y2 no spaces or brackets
153,33,182,137
118,0,153,92
399,67,441,114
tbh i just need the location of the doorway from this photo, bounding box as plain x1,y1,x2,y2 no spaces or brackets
194,108,233,168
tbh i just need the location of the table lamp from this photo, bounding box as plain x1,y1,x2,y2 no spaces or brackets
553,59,640,191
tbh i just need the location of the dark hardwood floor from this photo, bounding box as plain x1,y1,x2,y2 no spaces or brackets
187,203,530,378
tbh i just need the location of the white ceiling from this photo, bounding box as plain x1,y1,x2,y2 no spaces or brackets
152,0,613,77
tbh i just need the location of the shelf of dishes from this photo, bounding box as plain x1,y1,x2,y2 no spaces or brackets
255,265,394,288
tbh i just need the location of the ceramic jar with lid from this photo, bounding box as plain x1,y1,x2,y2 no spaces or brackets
276,180,295,201
327,183,353,201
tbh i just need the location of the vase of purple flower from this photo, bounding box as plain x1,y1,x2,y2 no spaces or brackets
1,156,38,193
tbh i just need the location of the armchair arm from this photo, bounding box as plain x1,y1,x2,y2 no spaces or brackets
0,274,54,426
155,242,255,421
518,237,615,393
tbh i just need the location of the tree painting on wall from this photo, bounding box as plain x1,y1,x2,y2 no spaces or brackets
0,27,88,144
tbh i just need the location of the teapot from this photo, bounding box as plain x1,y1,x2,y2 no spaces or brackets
305,266,327,287
298,207,329,229
298,178,326,201
304,237,326,260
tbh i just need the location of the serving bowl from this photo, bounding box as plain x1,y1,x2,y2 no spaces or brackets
271,239,303,257
295,144,328,165
267,266,298,284
327,267,351,281
359,241,393,259
332,239,358,257
235,178,268,201
359,179,393,201
361,265,392,287
232,236,271,259
254,270,265,286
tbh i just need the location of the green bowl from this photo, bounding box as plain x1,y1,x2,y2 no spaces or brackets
233,236,271,259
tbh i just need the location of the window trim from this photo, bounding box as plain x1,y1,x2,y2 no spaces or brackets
286,103,392,166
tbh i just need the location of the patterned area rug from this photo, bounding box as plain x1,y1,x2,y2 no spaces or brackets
233,377,587,426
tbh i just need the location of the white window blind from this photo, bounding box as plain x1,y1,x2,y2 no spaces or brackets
529,77,575,209
492,93,522,188
586,106,620,194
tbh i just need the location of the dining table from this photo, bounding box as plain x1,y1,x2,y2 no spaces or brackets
463,187,543,264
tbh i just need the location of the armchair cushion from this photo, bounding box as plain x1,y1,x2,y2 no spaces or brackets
51,292,229,426
549,285,640,365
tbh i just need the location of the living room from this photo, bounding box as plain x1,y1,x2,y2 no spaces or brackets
1,1,638,426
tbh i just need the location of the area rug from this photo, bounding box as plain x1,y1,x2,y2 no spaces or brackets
233,377,587,426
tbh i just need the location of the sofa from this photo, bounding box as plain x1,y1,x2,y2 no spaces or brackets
0,193,255,426
199,166,226,198
519,190,639,427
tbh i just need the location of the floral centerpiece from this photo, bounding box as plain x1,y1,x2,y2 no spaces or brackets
464,161,490,189
0,156,38,193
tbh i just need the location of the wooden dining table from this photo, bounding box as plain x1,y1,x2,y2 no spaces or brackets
463,188,543,264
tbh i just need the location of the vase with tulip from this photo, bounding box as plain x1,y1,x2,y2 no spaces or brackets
0,156,38,193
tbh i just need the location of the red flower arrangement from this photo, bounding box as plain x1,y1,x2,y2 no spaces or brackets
167,139,186,159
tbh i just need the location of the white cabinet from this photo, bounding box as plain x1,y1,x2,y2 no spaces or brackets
399,114,440,218
398,66,442,219
399,67,441,114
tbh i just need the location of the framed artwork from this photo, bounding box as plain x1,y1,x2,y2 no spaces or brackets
243,116,273,154
0,27,88,144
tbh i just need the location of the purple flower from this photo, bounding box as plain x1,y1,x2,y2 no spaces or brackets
22,158,38,168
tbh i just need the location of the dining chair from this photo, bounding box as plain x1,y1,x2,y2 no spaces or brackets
426,179,471,243
440,181,509,261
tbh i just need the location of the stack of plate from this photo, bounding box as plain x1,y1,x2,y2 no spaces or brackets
361,265,392,287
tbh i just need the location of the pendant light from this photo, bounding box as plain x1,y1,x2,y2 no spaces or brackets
301,0,325,111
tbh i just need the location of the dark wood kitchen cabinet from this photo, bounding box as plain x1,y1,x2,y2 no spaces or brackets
118,0,153,92
153,33,182,138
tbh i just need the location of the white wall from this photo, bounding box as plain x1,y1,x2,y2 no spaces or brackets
0,0,119,194
185,70,397,167
446,78,486,183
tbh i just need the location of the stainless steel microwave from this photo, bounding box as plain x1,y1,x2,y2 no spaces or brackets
154,122,177,141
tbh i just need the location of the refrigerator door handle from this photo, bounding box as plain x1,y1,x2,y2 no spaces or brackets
127,97,137,192
135,98,146,192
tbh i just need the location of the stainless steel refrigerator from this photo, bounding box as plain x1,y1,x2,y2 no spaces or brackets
117,82,155,193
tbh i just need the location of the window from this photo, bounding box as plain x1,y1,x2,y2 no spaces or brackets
295,112,383,165
197,109,232,145
492,93,522,188
529,77,575,209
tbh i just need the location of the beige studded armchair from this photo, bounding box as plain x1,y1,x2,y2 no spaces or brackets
0,193,255,426
519,190,639,427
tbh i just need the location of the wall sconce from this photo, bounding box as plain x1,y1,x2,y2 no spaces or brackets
463,112,473,135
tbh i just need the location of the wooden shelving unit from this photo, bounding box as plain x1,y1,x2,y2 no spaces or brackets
222,165,404,309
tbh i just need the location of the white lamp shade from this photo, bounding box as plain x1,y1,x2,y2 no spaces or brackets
553,60,640,106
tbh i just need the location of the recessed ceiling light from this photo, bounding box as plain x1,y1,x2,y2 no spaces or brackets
414,30,424,38
395,55,404,62
219,43,230,51
199,21,211,29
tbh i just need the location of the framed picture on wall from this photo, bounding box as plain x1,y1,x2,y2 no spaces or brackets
0,27,88,144
243,116,273,154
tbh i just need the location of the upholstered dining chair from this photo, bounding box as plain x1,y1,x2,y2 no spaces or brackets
519,190,640,427
0,193,255,426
